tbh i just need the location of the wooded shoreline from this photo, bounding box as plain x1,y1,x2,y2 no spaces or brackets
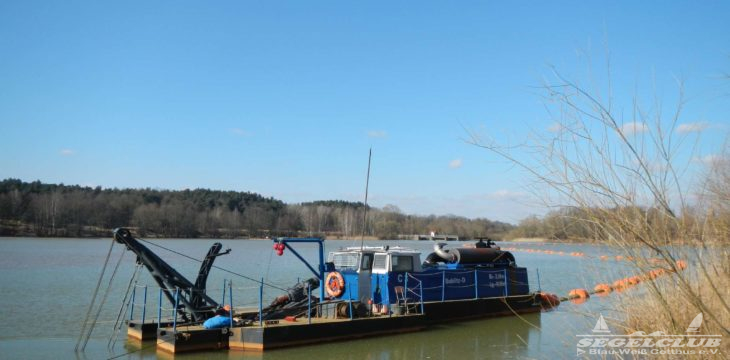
0,179,513,240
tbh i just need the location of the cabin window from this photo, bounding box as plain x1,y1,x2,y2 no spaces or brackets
391,255,414,272
330,253,359,271
373,254,388,271
360,253,374,271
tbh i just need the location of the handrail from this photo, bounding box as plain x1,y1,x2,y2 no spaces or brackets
129,284,149,324
409,268,514,303
404,273,424,314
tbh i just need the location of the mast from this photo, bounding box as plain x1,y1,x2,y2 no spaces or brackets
360,148,372,250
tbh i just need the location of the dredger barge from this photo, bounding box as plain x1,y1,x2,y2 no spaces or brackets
109,228,555,353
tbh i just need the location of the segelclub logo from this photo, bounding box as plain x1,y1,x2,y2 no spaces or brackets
576,313,722,357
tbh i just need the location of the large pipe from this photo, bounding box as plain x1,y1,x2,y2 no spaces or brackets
429,242,515,265
433,242,457,263
449,248,514,264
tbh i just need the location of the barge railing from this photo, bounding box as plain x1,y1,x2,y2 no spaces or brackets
406,268,517,303
307,283,312,324
404,273,424,314
259,278,264,327
157,287,182,333
129,284,148,324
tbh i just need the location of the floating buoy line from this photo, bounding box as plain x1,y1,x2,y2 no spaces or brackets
561,259,687,305
507,245,690,308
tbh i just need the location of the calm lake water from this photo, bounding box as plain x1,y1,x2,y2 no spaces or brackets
0,237,638,359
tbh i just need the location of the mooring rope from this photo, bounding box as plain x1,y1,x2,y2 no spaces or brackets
75,238,116,352
137,237,288,291
502,297,542,331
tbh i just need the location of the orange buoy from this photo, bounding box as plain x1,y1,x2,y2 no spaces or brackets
647,270,658,279
549,293,561,306
568,288,590,304
612,279,629,293
615,255,624,261
676,260,688,271
594,283,612,296
627,276,641,285
538,292,561,308
599,255,608,261
568,288,590,299
612,279,627,289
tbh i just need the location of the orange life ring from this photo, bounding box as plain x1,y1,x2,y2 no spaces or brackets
325,271,345,298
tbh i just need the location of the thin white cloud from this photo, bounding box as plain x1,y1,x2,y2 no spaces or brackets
449,158,463,169
676,122,709,134
60,149,75,156
619,122,648,136
694,154,728,166
632,158,668,172
230,128,251,137
548,122,564,133
487,189,526,200
367,130,387,138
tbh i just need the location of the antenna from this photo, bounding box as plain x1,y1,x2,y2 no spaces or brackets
360,148,372,250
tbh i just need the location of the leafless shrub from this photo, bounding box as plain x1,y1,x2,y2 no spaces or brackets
467,61,730,345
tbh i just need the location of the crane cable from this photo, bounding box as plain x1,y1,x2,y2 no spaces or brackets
137,237,288,292
108,264,142,349
75,238,116,352
79,244,127,351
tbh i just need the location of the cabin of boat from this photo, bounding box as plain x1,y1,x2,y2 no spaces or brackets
325,240,531,313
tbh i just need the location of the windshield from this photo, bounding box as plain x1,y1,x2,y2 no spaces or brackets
329,252,359,271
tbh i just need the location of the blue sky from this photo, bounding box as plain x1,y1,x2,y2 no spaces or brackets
1,1,728,223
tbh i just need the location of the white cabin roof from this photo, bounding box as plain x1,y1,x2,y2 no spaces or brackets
335,246,419,254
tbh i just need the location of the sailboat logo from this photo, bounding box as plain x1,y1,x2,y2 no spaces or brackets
686,313,703,333
592,314,611,333
576,312,722,355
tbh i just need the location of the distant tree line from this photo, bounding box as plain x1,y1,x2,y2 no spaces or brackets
0,179,514,239
507,206,657,241
506,204,730,244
